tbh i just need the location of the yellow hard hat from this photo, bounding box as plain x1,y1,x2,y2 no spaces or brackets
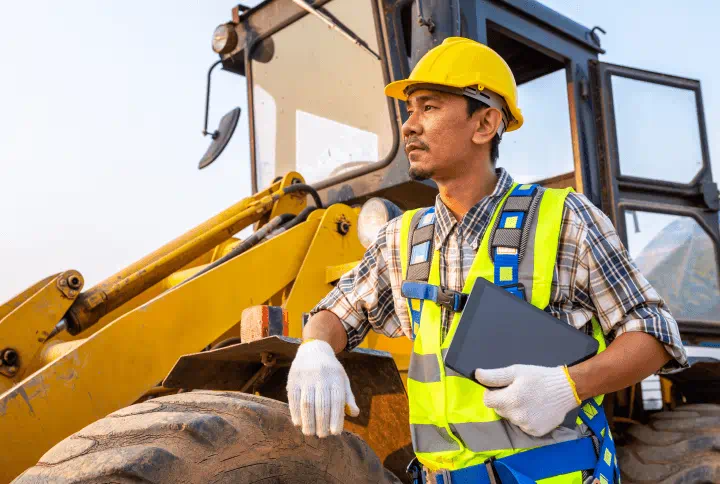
385,37,523,132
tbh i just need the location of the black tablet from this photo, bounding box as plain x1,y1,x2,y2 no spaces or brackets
443,278,599,429
444,277,599,378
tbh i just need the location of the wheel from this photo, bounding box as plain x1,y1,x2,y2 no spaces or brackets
15,391,403,484
618,404,720,483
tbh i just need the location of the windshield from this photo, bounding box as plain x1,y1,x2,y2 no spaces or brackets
250,0,394,189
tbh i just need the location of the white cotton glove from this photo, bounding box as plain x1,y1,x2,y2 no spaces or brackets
475,364,581,437
287,339,360,437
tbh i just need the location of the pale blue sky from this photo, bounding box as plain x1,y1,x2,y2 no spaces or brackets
1,1,718,302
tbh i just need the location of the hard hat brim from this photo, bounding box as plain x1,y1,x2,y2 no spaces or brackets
384,79,421,101
384,79,524,132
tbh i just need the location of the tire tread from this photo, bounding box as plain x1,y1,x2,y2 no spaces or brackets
15,391,400,484
620,405,720,484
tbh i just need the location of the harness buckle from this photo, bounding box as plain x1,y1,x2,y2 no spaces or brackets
436,287,467,312
498,282,526,300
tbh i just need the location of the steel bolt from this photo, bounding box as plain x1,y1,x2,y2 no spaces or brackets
68,276,82,290
337,221,351,235
59,279,67,287
3,349,18,367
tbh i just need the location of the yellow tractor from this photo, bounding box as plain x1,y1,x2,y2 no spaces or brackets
2,0,719,482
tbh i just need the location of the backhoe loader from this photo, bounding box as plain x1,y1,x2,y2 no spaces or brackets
2,0,720,482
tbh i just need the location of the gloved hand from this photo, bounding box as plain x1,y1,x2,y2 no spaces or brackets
287,339,360,437
475,364,581,437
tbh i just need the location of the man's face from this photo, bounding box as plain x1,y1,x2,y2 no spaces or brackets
402,89,479,182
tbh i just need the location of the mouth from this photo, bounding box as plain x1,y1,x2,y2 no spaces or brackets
405,143,426,155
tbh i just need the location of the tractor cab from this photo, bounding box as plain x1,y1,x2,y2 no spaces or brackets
211,0,720,352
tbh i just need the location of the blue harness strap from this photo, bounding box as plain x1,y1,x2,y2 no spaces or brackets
402,184,540,321
493,183,539,300
579,400,620,484
403,184,621,483
439,437,598,484
404,207,436,336
434,400,620,484
402,281,467,313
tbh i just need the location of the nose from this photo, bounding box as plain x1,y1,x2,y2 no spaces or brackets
402,109,422,139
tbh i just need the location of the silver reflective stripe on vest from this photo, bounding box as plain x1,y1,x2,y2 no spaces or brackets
409,349,464,383
408,352,441,383
411,424,461,453
449,420,581,453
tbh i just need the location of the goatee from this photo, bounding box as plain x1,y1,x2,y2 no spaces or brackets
409,167,433,181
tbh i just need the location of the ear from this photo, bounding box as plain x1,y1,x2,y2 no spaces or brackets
471,107,502,146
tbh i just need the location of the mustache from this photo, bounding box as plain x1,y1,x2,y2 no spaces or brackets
405,137,429,154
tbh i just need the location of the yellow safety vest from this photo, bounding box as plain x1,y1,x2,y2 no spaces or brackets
399,184,607,483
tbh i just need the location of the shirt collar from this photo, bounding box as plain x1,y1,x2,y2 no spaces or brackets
433,168,514,250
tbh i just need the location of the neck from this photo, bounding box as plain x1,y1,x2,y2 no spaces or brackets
437,164,498,221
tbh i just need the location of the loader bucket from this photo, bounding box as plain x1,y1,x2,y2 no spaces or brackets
163,336,414,481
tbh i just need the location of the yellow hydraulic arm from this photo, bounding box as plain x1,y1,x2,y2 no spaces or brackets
0,173,386,481
0,173,306,394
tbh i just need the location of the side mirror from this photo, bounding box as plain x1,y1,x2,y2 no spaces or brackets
197,59,241,170
198,107,241,169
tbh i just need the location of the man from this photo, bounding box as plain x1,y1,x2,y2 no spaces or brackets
286,37,687,483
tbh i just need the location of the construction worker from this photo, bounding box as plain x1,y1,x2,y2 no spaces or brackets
286,37,687,483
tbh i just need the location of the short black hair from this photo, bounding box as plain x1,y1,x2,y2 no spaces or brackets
466,97,501,166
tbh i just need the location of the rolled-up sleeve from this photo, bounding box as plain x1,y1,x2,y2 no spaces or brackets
311,219,404,350
568,194,688,372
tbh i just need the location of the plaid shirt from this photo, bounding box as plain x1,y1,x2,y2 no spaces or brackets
313,169,687,371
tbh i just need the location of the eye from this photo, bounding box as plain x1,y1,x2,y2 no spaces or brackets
424,105,435,112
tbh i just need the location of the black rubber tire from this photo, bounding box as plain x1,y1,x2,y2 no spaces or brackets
618,404,720,483
14,391,402,484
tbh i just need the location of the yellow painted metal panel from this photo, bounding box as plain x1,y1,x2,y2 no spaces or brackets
78,241,241,342
0,271,82,393
307,208,326,222
39,339,86,365
267,171,307,222
325,260,361,284
285,205,366,338
80,242,239,339
282,206,413,380
0,219,318,482
0,274,57,322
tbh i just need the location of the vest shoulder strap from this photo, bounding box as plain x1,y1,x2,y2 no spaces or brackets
402,184,545,285
487,184,544,264
405,207,436,283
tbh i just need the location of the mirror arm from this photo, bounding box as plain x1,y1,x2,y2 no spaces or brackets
203,60,224,140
